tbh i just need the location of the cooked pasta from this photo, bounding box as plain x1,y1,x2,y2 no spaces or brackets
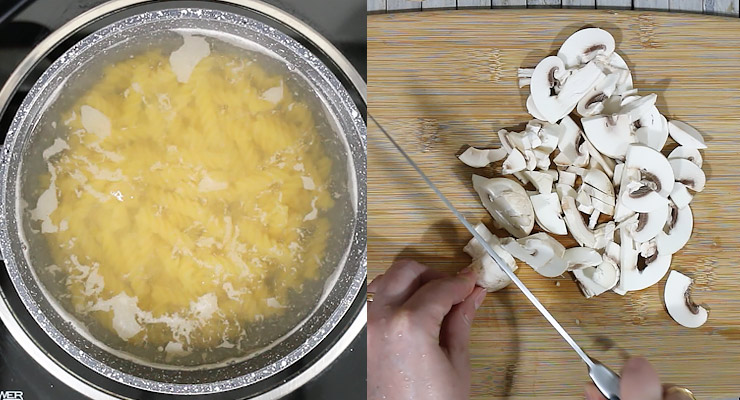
27,35,335,363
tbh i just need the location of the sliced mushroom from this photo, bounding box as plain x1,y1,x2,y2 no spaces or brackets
531,57,605,123
526,95,549,122
613,198,636,223
502,148,527,174
530,192,568,235
536,122,562,154
564,246,602,270
583,137,616,177
669,158,706,192
634,107,669,151
612,163,624,188
630,203,670,244
620,240,671,291
576,189,595,214
573,258,619,298
581,113,634,159
576,72,620,117
472,175,535,238
554,116,584,166
584,169,615,202
558,170,577,187
656,203,693,255
524,150,539,171
557,28,616,69
593,221,616,250
668,120,707,149
668,146,703,168
502,233,568,277
498,129,514,153
463,222,519,292
458,146,508,168
664,270,708,328
669,182,693,209
620,144,674,212
562,195,596,248
619,93,658,122
522,170,553,193
615,227,639,292
533,149,552,170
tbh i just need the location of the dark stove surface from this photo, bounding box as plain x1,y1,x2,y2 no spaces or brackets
0,1,366,399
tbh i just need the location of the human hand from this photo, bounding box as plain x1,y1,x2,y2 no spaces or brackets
584,357,695,400
367,259,486,400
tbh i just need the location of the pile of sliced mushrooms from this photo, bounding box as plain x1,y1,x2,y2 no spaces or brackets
459,28,709,329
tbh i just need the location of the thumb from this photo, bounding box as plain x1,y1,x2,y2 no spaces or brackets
400,267,478,334
440,286,487,372
620,357,662,400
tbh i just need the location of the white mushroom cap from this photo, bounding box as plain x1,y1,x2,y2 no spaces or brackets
472,175,535,238
668,120,707,149
502,148,527,174
564,246,603,270
530,192,568,235
631,203,670,244
669,182,694,209
558,28,616,68
573,258,619,298
656,204,693,255
621,144,674,212
463,223,519,292
581,113,634,159
668,146,703,168
458,146,508,168
669,158,706,192
664,270,708,328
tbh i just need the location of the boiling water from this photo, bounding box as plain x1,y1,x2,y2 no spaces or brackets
18,29,355,367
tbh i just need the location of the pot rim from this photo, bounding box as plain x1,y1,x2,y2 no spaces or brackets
0,1,367,397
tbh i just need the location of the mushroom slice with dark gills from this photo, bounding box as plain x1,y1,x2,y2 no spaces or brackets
665,270,708,328
619,144,674,213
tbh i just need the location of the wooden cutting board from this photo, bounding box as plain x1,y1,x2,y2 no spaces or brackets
368,10,740,399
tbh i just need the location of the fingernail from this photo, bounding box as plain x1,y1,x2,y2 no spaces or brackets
474,287,487,310
458,266,472,275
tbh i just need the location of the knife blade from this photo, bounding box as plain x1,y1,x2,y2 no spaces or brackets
370,114,621,400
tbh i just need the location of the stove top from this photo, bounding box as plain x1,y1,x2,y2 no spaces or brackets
0,1,366,399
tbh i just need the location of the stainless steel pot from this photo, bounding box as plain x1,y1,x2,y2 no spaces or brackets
0,1,366,398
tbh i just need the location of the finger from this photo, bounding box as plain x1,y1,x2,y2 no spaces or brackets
584,383,608,400
372,259,447,306
620,357,662,400
400,268,478,333
367,274,384,293
440,286,486,373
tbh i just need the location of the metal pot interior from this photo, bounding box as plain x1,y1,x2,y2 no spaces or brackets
0,8,366,394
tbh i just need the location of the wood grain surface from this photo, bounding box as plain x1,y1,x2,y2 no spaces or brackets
372,0,740,16
368,10,740,399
